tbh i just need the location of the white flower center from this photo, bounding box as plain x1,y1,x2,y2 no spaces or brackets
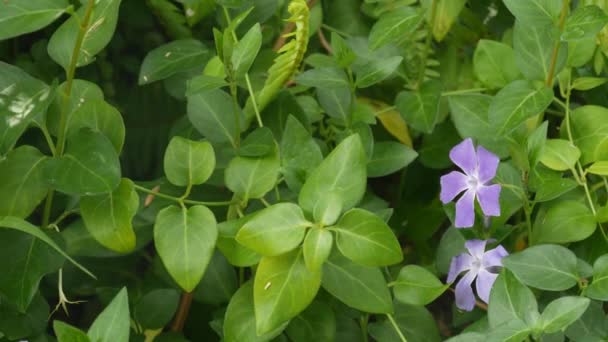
471,258,482,272
467,175,480,191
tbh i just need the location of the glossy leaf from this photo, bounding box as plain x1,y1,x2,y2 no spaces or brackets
0,146,49,218
154,205,217,292
87,287,130,342
539,139,581,171
188,89,241,147
296,67,349,89
286,300,336,342
139,39,210,84
354,56,402,88
303,228,333,272
48,0,122,69
0,0,69,40
395,80,441,134
322,251,393,313
80,178,139,253
391,265,448,306
503,0,561,25
66,99,125,153
368,6,422,50
164,136,215,186
232,23,262,77
367,141,417,178
532,201,596,244
562,5,608,41
473,40,521,89
54,321,90,342
503,244,579,291
513,21,566,82
225,146,280,200
540,296,590,334
254,250,321,335
587,254,608,300
331,208,402,267
570,105,608,164
236,203,310,256
46,129,121,195
488,269,539,328
133,289,180,330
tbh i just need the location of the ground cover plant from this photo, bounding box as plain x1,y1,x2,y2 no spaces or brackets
1,0,608,341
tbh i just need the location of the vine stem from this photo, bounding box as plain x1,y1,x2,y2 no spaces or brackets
171,292,193,332
41,0,96,229
386,314,407,342
545,0,570,87
133,184,235,207
360,314,369,342
416,0,438,88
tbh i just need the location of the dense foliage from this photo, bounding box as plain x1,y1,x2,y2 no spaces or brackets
1,0,608,341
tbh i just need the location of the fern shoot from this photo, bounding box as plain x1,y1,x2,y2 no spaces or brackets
244,0,309,123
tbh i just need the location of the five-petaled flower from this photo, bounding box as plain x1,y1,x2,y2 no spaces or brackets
440,138,502,228
448,239,508,311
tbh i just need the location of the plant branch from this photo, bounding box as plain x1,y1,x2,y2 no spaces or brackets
171,292,193,332
545,0,570,87
133,184,235,206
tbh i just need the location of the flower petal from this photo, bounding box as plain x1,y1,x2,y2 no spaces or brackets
440,171,468,204
477,146,500,183
455,189,476,228
447,253,474,283
465,239,487,260
449,138,477,176
476,269,499,304
477,184,501,217
455,271,477,311
482,245,508,269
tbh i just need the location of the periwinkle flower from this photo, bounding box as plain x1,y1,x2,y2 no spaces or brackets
448,239,508,311
440,138,501,228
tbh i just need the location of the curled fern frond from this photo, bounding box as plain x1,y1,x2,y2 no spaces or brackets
244,0,309,122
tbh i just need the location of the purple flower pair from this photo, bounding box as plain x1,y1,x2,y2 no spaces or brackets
440,138,501,228
448,240,508,311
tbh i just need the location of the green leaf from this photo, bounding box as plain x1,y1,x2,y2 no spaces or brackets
532,201,596,244
66,99,125,153
570,105,608,164
587,254,608,300
572,77,608,90
193,251,237,305
368,6,422,50
539,139,581,171
528,121,548,167
236,203,310,256
513,21,567,82
186,74,228,95
367,302,441,342
447,93,508,157
232,23,262,77
303,228,333,272
223,281,287,342
48,0,122,69
486,319,531,342
539,296,590,334
488,269,539,328
331,208,402,267
503,0,561,25
503,244,579,291
317,86,352,126
54,321,91,342
529,166,578,202
0,0,69,40
395,80,441,134
587,161,608,176
313,193,343,226
0,62,54,154
299,134,367,213
473,40,521,89
139,39,210,84
80,178,139,253
367,141,417,178
0,217,93,278
164,136,215,186
46,128,121,195
0,146,48,218
0,293,49,340
322,251,393,313
254,250,321,335
154,205,217,292
47,79,104,135
187,89,241,147
428,0,467,42
217,216,261,267
87,287,130,342
488,80,553,136
391,265,448,306
286,300,336,342
565,301,608,341
134,289,180,330
354,56,402,88
563,5,608,41
225,146,280,200
238,127,274,157
0,230,64,311
280,116,323,191
331,32,355,68
296,67,350,89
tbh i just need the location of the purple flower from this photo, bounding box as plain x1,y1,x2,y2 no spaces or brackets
448,239,508,311
440,138,502,228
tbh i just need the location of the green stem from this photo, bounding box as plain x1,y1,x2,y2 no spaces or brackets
417,0,438,88
41,0,96,229
321,24,352,38
133,184,235,207
545,0,570,87
441,88,487,97
360,314,369,342
386,314,407,342
38,124,56,156
524,200,534,245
